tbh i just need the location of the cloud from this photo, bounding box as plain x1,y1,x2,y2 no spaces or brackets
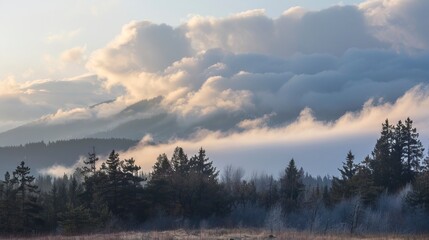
120,85,429,176
16,0,429,176
39,157,84,177
87,20,193,83
237,113,276,130
85,2,429,126
0,74,123,128
360,0,429,51
61,46,86,63
184,6,384,56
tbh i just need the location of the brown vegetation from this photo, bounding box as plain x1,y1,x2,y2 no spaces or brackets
4,229,429,240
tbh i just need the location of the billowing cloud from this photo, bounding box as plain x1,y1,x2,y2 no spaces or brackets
360,0,429,50
0,74,123,131
4,0,429,176
120,85,429,176
85,1,429,125
87,21,193,93
185,6,384,56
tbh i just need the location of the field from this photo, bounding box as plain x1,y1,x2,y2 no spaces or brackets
2,229,428,240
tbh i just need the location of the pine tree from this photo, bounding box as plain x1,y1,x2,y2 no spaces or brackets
146,154,175,216
353,156,380,205
331,151,358,202
0,172,18,233
120,157,145,219
82,147,99,175
171,146,189,175
101,150,123,214
58,204,92,235
11,161,43,232
280,159,304,214
401,118,424,183
370,119,404,193
152,153,173,177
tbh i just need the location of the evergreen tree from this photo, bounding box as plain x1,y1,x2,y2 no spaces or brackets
171,147,189,175
146,154,175,216
82,147,99,175
58,205,92,235
101,150,123,214
0,172,18,233
353,156,380,205
11,161,43,232
401,118,424,183
189,147,218,179
280,159,304,214
152,153,173,177
120,157,146,219
331,151,358,202
370,119,403,193
406,171,429,212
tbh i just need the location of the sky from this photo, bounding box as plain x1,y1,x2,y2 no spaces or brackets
2,0,429,177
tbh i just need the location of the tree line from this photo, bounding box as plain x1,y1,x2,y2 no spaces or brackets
0,118,429,235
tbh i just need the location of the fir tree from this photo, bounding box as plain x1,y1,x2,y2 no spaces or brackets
331,151,358,202
11,161,43,232
280,159,304,214
401,117,424,183
171,147,189,175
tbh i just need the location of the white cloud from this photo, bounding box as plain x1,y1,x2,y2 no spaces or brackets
360,0,429,51
184,5,384,56
1,0,427,175
60,46,86,63
121,85,429,176
0,75,122,126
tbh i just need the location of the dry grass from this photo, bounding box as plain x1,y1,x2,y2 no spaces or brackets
2,229,428,240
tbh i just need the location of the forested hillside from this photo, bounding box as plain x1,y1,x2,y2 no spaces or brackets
0,138,139,173
1,118,429,235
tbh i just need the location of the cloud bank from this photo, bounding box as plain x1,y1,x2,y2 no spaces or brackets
2,0,429,176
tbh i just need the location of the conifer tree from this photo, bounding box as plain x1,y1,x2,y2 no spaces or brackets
331,151,358,202
280,159,304,214
101,150,123,214
401,117,424,183
11,161,43,232
146,154,175,215
0,172,18,233
171,147,189,174
82,147,99,175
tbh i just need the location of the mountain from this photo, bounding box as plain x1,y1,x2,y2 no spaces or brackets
0,138,139,174
0,97,164,146
0,96,253,147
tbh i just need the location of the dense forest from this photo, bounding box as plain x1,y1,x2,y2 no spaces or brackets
1,118,429,236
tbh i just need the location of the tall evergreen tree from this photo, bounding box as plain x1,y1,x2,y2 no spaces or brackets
171,147,189,175
101,150,123,214
11,161,43,232
370,119,403,193
146,154,175,216
280,159,304,214
0,172,18,233
331,151,358,202
401,117,424,183
82,147,99,175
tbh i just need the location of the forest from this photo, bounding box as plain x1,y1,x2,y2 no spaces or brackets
0,118,429,236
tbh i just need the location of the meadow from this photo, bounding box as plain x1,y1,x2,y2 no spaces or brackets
3,229,429,240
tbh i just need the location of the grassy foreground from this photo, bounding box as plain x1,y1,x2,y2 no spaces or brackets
2,229,429,240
